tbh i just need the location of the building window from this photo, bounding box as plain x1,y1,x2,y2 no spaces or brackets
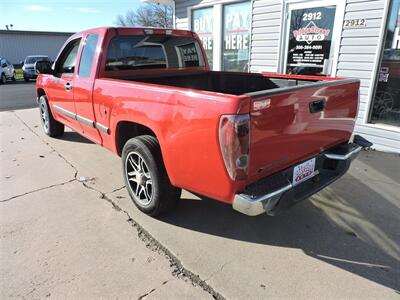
370,0,400,127
222,1,251,72
191,7,214,69
190,1,251,71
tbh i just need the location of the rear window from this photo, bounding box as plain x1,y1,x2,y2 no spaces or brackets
106,35,205,71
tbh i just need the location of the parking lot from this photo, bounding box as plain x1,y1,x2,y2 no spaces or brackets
0,81,37,112
1,82,399,299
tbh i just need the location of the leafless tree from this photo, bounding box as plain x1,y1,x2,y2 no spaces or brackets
116,4,173,28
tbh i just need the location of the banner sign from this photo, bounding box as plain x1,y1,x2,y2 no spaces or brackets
223,1,251,71
192,7,213,68
177,43,200,67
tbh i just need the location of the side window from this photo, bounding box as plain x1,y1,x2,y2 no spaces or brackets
78,34,99,77
56,38,81,75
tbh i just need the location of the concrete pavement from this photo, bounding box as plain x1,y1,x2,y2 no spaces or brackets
1,108,399,299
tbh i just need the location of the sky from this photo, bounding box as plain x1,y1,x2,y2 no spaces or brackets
1,0,143,32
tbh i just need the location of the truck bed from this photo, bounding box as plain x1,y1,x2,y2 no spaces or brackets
107,71,322,96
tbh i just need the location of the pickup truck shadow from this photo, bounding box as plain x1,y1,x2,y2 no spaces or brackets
61,132,94,144
160,170,400,292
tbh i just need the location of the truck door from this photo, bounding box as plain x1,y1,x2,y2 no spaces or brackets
73,33,102,144
46,38,81,132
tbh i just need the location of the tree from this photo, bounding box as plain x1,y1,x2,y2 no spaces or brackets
116,4,173,28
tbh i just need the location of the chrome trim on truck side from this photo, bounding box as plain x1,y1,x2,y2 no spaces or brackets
95,122,110,134
76,115,95,128
52,105,110,134
53,104,76,120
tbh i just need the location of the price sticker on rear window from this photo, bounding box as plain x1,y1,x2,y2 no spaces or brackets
293,158,316,185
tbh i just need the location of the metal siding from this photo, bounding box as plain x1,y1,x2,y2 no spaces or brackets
337,0,399,152
0,32,72,64
250,0,282,73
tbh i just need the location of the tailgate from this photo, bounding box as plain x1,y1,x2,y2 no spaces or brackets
247,79,360,180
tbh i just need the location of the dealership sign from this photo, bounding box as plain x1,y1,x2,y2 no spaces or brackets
293,21,330,44
286,6,336,74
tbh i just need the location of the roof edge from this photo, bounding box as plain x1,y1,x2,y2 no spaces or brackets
0,30,75,36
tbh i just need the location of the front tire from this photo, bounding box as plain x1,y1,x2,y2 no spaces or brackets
39,95,64,137
24,77,29,82
0,73,6,84
122,135,181,217
11,72,16,81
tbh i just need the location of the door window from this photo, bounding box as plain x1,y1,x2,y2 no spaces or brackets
369,0,400,126
286,6,336,75
191,7,214,69
222,1,251,72
78,34,99,77
56,39,81,75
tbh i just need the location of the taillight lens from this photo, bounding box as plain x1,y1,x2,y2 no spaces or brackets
219,114,250,180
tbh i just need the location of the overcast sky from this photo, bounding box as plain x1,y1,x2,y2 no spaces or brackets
1,0,142,32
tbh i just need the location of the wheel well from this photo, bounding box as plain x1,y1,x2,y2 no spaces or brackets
116,121,156,156
37,88,46,99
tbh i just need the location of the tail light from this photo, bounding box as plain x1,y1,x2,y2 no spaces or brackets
219,114,250,180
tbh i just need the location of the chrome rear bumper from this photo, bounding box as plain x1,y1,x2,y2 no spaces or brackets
233,142,364,216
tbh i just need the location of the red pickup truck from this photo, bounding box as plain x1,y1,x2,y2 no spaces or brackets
35,27,368,217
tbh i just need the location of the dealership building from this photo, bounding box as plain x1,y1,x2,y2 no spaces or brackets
173,0,400,152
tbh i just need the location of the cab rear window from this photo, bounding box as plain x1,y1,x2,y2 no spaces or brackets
106,35,205,71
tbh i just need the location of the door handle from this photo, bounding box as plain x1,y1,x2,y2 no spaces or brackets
309,99,326,113
65,82,72,91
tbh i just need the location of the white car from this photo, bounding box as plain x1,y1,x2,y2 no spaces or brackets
0,57,16,84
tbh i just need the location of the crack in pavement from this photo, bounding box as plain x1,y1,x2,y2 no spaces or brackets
0,178,77,203
204,261,232,283
10,111,225,300
137,280,169,300
80,181,225,300
12,111,79,179
137,288,156,300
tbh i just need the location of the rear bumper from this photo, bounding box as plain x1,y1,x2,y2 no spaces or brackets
232,142,363,216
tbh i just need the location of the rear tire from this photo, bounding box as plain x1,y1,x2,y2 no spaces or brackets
122,135,181,217
39,95,64,137
24,77,29,82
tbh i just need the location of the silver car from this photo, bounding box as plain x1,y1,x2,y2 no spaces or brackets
0,58,16,84
22,55,51,82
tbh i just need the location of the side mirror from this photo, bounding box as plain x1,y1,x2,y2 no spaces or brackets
35,61,54,75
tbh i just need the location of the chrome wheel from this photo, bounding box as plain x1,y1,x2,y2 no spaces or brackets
40,101,49,131
125,151,153,206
